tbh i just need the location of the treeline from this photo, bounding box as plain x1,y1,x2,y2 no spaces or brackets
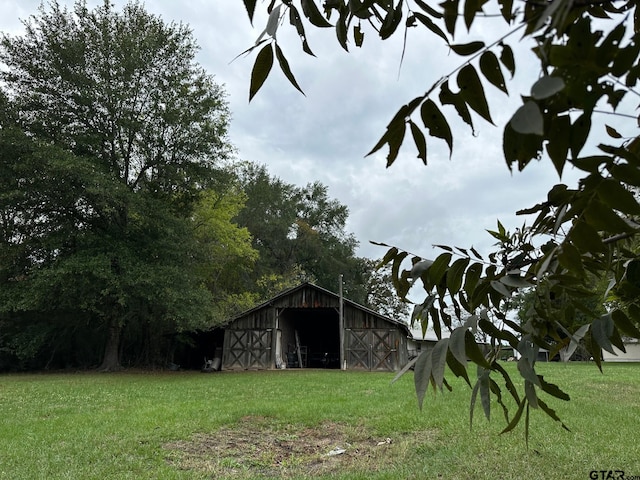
0,1,406,371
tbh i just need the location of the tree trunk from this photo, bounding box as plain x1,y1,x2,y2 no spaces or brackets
99,320,123,371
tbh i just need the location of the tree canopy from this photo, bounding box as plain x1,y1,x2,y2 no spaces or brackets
0,0,238,371
241,0,640,437
0,1,405,371
233,161,406,315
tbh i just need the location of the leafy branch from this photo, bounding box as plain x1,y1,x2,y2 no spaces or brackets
240,0,640,441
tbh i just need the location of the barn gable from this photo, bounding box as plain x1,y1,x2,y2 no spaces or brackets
221,283,411,372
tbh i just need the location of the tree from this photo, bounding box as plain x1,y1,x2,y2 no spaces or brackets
234,162,366,301
361,258,411,320
240,0,640,437
190,179,259,322
0,1,233,370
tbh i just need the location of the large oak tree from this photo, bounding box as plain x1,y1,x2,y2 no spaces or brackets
0,1,236,370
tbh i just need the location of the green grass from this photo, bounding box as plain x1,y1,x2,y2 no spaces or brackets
0,363,639,479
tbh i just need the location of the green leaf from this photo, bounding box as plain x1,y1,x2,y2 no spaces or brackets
557,243,585,276
524,380,538,409
463,0,489,30
499,42,515,77
531,76,565,99
591,313,616,355
353,23,364,47
490,280,512,298
573,155,610,173
380,0,403,40
442,0,459,36
409,120,427,164
249,43,274,102
463,262,483,295
517,358,540,387
564,324,590,361
379,246,399,266
446,349,471,386
301,0,332,27
596,178,640,215
583,198,635,233
431,338,449,390
427,252,452,288
391,250,408,286
492,361,520,404
479,368,491,420
349,0,373,19
274,44,305,95
610,163,640,187
605,125,622,139
490,378,510,424
449,326,468,368
465,330,490,368
265,4,282,38
391,356,418,384
447,257,470,295
499,274,532,288
242,0,258,24
532,0,568,32
570,113,592,159
538,375,570,401
503,123,544,171
612,309,640,339
336,6,349,51
470,280,491,311
538,398,571,432
479,51,507,94
414,350,433,410
457,65,493,123
590,332,603,372
410,258,434,279
546,115,571,176
510,101,543,136
288,5,315,56
500,397,526,434
414,12,448,43
440,81,474,131
414,0,443,18
368,99,422,165
450,41,485,55
499,0,513,22
420,99,453,157
612,38,640,76
430,305,442,339
568,220,606,253
470,376,481,428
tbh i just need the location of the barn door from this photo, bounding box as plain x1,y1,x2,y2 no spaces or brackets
345,329,398,371
224,329,272,370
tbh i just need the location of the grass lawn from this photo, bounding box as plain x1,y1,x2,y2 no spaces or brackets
0,363,639,479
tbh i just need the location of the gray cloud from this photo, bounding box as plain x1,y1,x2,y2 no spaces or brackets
1,1,584,264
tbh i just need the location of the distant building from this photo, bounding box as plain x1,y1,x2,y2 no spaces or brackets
602,338,640,362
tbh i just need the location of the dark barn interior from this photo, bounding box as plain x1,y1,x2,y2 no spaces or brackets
279,308,340,368
172,328,224,370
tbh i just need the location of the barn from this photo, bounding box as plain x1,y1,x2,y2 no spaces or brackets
221,282,411,372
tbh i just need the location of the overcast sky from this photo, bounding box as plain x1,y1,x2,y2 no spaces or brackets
1,0,589,265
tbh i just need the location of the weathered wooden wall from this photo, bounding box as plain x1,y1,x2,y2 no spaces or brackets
221,284,410,372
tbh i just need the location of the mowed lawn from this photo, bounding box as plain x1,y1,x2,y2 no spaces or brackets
0,363,639,479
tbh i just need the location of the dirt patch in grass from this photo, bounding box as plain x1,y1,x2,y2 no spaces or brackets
164,415,419,478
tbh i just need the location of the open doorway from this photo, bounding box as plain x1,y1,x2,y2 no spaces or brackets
279,308,340,368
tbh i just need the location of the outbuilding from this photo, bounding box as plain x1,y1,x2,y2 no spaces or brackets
602,337,640,362
221,282,411,372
